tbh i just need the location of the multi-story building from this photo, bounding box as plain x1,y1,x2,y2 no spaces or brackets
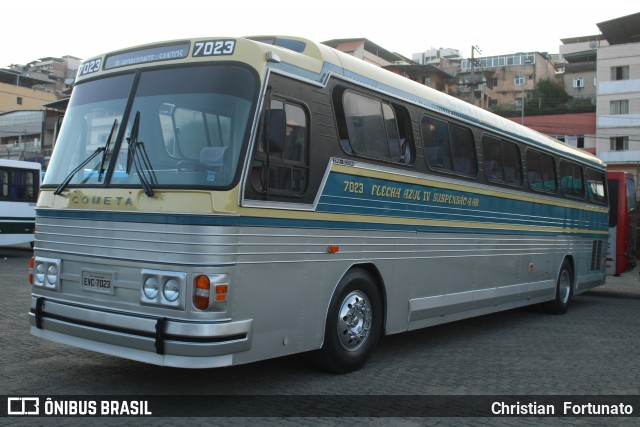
0,70,58,113
593,12,640,190
322,38,408,67
0,56,77,161
323,38,454,94
463,52,558,112
412,47,463,66
428,50,559,113
559,36,604,103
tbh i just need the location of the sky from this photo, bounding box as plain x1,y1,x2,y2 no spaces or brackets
2,1,638,68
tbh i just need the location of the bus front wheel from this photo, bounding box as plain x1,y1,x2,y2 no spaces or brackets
319,269,382,374
543,260,573,315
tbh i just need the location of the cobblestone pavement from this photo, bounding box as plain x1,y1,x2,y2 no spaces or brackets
1,244,638,426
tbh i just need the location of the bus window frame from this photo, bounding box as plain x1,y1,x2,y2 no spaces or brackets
0,166,39,203
481,133,523,188
332,85,415,167
420,113,478,179
559,159,585,200
585,167,608,205
525,148,558,195
250,96,311,198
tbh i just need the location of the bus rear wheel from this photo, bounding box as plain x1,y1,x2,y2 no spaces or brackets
319,269,382,374
543,260,573,315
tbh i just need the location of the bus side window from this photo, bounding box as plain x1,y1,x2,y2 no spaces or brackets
586,168,606,204
526,149,557,193
333,87,414,165
251,98,309,197
422,115,476,177
422,116,451,170
560,160,584,198
449,124,476,176
482,135,522,186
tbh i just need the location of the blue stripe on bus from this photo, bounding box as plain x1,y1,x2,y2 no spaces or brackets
317,172,608,232
36,209,605,237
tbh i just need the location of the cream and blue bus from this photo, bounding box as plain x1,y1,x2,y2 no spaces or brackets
29,36,608,372
1,159,40,247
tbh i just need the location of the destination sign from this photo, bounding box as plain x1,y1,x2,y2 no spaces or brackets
104,42,190,70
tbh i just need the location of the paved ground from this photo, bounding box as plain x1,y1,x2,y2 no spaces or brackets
1,243,638,426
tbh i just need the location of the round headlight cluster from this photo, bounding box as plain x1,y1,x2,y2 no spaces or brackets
32,259,61,289
143,276,181,303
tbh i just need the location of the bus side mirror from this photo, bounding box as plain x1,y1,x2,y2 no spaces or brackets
263,109,286,154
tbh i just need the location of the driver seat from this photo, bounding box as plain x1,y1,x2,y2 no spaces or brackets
199,146,228,169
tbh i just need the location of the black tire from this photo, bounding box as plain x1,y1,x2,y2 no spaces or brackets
318,269,382,374
543,260,573,315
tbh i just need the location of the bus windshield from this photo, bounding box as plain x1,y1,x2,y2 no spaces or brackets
44,64,257,190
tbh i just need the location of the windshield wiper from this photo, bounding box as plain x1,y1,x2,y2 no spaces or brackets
126,111,156,197
54,146,106,195
98,118,118,182
55,119,119,194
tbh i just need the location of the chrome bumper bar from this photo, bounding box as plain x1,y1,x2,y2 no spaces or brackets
29,296,252,368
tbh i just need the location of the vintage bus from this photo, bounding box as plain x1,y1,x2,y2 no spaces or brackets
0,159,40,247
606,171,637,275
29,36,608,372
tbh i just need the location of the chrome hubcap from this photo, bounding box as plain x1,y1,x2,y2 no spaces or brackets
337,291,372,351
558,270,571,304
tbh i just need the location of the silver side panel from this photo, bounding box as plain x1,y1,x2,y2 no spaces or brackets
32,216,601,366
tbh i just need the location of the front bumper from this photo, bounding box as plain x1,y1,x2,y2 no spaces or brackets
29,296,252,368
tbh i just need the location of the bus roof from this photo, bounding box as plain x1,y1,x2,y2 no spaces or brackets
0,159,42,170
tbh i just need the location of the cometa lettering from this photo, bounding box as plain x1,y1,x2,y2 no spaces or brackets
71,195,133,206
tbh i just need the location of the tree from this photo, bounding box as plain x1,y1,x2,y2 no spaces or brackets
525,79,571,115
566,97,596,113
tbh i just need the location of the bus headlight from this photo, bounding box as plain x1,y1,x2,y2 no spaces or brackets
35,263,46,284
46,264,58,286
140,269,185,309
143,277,159,299
32,257,62,291
163,278,180,302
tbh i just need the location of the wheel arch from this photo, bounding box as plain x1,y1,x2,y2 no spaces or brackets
324,262,388,339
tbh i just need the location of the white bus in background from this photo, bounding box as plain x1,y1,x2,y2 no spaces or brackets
0,159,41,247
